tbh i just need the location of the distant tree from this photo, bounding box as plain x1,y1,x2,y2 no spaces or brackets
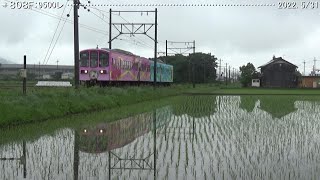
161,53,218,83
189,53,218,83
239,63,257,87
160,54,189,83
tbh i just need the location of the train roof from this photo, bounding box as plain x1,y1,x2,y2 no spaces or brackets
101,48,136,56
81,48,172,65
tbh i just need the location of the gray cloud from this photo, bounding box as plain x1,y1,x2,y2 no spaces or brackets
0,0,320,74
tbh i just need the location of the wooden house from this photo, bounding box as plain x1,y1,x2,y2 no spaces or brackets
259,56,298,88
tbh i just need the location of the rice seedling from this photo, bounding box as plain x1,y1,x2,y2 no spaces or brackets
2,94,320,179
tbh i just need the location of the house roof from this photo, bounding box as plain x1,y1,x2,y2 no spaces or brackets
258,56,298,68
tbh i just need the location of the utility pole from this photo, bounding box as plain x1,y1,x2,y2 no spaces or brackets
219,59,222,81
56,59,59,70
38,61,40,79
232,68,235,83
109,9,112,49
192,40,195,88
228,66,231,84
73,0,80,88
203,59,205,83
33,63,35,80
225,63,227,86
23,55,26,95
303,60,306,76
154,8,158,87
314,57,317,75
165,40,167,57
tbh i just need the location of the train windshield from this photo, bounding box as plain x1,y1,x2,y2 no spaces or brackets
90,51,98,68
99,52,109,67
80,52,89,67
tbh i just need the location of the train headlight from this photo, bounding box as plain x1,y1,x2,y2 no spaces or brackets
100,70,107,74
83,129,87,133
81,70,88,74
99,129,104,133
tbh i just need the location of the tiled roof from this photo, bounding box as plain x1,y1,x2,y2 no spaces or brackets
258,57,297,68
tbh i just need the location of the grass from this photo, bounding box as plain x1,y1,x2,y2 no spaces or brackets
1,81,320,127
0,95,180,146
0,84,218,127
186,87,320,95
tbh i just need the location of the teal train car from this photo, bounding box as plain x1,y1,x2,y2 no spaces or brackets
149,60,173,84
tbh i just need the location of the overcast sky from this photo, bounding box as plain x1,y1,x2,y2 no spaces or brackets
1,0,320,74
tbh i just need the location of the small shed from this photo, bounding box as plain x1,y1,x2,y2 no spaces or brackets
259,56,298,88
251,79,260,87
299,76,320,88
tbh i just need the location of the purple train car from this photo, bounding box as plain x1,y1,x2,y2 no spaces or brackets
79,48,151,86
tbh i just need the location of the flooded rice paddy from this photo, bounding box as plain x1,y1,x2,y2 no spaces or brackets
1,95,320,179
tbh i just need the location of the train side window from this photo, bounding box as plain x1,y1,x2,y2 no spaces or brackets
80,52,89,67
99,52,109,67
90,51,98,68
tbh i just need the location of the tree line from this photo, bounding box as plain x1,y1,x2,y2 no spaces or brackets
159,53,218,83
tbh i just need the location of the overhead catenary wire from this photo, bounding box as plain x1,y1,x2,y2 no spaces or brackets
87,5,156,50
90,5,166,52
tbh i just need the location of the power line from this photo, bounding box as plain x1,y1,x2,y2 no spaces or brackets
43,0,69,65
44,6,73,65
30,8,108,35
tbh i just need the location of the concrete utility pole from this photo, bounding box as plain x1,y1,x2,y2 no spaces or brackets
225,63,228,86
228,66,231,84
219,59,222,80
154,8,158,87
303,60,306,76
109,9,112,49
56,60,59,70
314,57,317,74
165,40,167,57
38,61,40,79
23,55,26,95
232,68,235,83
192,40,195,88
73,0,80,88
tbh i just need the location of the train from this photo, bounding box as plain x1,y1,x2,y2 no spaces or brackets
79,48,174,86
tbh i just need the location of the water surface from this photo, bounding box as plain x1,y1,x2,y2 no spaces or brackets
1,95,320,179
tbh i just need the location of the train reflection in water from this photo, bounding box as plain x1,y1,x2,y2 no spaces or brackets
74,106,172,180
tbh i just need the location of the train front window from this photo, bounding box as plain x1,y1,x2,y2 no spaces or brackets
80,52,89,67
90,51,98,68
99,52,109,67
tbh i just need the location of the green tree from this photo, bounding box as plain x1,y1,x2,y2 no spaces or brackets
239,63,256,87
189,53,218,83
161,52,218,83
160,54,189,83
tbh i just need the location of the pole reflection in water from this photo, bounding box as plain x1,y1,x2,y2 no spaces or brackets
74,131,79,180
3,97,320,179
0,141,27,179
